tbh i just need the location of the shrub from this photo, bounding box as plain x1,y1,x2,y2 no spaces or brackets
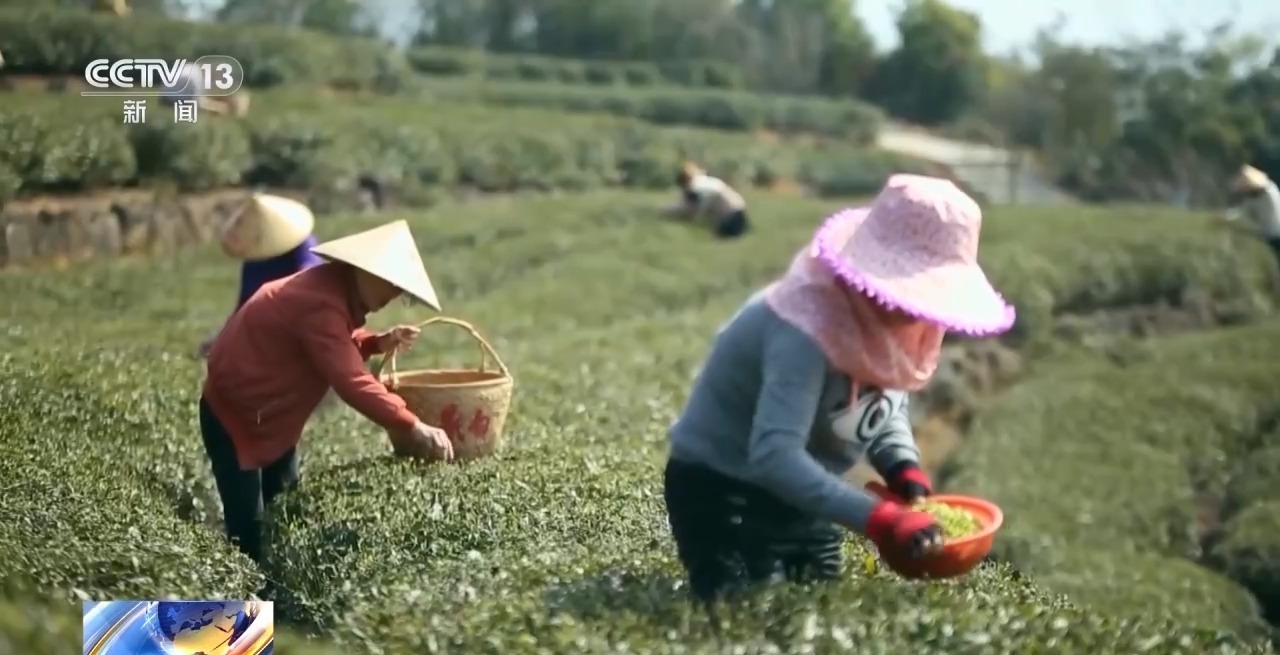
0,588,348,654
0,7,405,90
799,151,943,197
0,194,1277,652
1212,502,1280,625
947,321,1280,639
130,118,253,191
405,47,738,90
0,103,136,194
0,89,906,200
1225,446,1280,512
423,79,884,140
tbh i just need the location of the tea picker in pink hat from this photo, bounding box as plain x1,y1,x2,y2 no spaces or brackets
664,174,1015,601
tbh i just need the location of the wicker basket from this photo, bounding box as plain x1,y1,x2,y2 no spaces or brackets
374,317,514,462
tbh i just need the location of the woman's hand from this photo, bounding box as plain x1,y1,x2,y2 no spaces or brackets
884,462,933,504
377,325,421,354
864,501,944,559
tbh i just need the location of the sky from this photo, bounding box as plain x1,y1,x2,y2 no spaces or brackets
200,0,1280,55
858,0,1280,54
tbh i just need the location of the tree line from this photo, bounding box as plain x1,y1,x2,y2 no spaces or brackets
12,0,1280,205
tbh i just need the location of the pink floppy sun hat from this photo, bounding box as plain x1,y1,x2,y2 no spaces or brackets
811,174,1015,336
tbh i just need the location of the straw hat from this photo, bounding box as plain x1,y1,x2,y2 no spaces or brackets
1234,165,1271,192
220,193,315,261
811,174,1015,336
676,161,705,187
310,220,441,310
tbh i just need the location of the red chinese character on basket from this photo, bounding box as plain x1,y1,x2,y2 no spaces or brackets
439,404,463,441
468,409,490,440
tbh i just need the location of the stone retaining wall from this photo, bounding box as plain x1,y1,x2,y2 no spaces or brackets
0,191,254,269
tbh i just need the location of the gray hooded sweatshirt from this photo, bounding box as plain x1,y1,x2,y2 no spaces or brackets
668,292,921,533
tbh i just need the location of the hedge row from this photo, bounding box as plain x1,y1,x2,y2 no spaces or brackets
0,9,878,140
0,90,921,204
0,8,411,91
406,46,744,90
0,193,1277,652
422,78,883,141
949,319,1280,641
0,8,744,94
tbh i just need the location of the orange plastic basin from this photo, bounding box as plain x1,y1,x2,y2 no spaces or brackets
864,481,1004,580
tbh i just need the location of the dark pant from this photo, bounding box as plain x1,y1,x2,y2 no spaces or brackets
714,210,749,239
663,458,843,602
1266,237,1280,268
199,397,299,565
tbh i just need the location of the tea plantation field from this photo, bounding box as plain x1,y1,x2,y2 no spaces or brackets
1,191,1278,653
0,88,928,206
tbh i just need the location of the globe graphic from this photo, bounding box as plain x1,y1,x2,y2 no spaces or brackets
144,601,258,655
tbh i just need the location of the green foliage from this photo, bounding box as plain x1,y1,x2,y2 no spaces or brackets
406,46,741,90
862,0,987,126
0,89,903,199
422,78,883,140
0,193,1277,652
0,588,347,654
130,119,253,191
947,321,1280,639
798,152,944,197
0,101,137,193
0,7,409,90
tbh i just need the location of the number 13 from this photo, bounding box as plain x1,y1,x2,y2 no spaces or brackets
199,63,234,91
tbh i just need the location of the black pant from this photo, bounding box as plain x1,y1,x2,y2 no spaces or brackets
1266,237,1280,268
199,397,299,565
714,210,749,239
663,458,843,602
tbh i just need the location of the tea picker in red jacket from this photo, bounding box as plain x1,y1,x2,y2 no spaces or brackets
663,174,1016,601
201,220,452,565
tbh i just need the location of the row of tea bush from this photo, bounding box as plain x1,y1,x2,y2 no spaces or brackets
0,9,881,139
0,8,742,92
405,46,743,89
0,90,927,205
0,193,1275,652
420,78,882,140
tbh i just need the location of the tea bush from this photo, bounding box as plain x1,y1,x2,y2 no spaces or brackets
0,8,873,138
0,89,906,200
0,590,347,654
0,192,1276,652
0,7,411,90
422,78,883,140
948,321,1280,638
405,47,743,90
0,8,740,93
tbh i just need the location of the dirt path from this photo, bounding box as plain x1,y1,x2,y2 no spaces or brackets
877,122,1074,206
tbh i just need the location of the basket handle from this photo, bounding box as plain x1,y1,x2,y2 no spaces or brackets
372,317,512,388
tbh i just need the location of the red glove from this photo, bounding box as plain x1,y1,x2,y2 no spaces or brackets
884,461,932,503
864,500,944,559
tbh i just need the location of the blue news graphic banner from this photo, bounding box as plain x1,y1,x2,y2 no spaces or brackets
83,600,273,655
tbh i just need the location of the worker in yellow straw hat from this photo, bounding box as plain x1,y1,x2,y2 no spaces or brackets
668,161,750,239
198,193,323,357
1220,164,1280,267
95,0,129,16
199,219,452,566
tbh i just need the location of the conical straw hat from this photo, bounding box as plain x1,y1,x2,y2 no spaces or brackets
310,220,441,310
220,193,315,261
1234,165,1270,192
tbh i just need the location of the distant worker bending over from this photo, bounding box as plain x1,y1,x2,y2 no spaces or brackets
1221,164,1280,267
668,161,750,239
94,0,129,16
